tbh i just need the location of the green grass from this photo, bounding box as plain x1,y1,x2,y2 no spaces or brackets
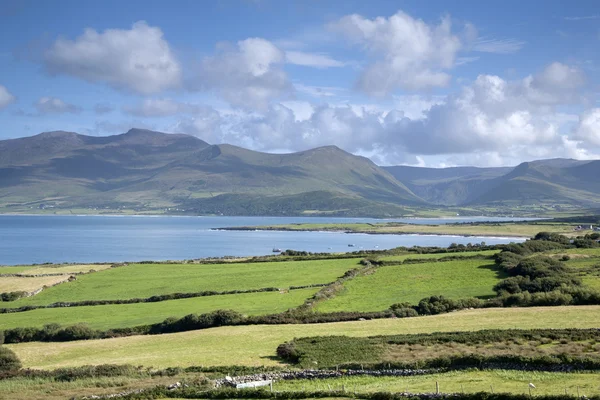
242,222,577,238
0,288,317,330
9,305,600,369
10,259,357,306
274,370,600,396
376,250,499,262
0,266,36,274
316,259,506,312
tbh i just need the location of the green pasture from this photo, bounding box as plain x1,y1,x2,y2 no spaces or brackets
0,266,36,274
0,288,317,330
9,259,357,306
375,250,499,262
274,370,600,396
9,305,600,370
316,259,506,312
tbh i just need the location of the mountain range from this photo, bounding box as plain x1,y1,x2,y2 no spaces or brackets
0,129,598,217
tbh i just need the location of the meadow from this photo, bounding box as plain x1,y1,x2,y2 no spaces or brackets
0,275,70,293
8,305,600,369
23,264,113,275
375,250,500,262
274,370,600,397
234,221,579,238
316,258,505,312
0,288,318,330
9,259,357,306
0,266,36,274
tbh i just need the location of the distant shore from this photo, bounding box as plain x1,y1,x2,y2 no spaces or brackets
217,221,581,239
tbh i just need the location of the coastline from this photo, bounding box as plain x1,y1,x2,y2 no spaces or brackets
215,226,531,238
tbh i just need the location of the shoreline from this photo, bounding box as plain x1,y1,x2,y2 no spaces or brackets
214,226,530,239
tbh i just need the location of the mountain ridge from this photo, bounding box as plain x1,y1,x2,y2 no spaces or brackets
0,129,598,216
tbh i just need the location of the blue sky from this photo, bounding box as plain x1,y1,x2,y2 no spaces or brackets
0,0,599,166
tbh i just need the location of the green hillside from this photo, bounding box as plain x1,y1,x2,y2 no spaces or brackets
1,129,599,216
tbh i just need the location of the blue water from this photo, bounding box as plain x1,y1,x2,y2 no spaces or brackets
0,215,530,265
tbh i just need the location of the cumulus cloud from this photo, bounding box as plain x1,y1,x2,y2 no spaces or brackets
190,38,291,111
172,61,592,166
521,62,586,104
329,10,462,94
35,97,81,114
285,51,345,68
44,21,181,94
124,98,210,117
572,108,600,147
0,85,15,110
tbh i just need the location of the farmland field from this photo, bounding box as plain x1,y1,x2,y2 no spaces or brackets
316,258,505,312
0,288,318,330
233,221,578,238
375,249,499,262
8,305,600,369
0,275,70,293
8,259,357,306
24,264,113,275
274,370,600,396
0,266,36,274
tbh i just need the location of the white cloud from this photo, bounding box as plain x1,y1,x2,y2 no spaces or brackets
191,38,291,111
573,108,600,147
329,10,462,94
471,37,525,54
285,51,345,68
35,97,81,114
124,98,210,117
44,21,181,94
0,85,15,110
173,62,593,167
521,62,585,105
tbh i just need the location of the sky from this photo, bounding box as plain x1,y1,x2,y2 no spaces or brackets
0,0,599,167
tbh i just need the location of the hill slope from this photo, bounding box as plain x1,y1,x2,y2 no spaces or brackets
0,129,423,216
384,159,600,209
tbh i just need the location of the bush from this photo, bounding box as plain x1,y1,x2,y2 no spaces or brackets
0,291,28,302
55,324,99,341
276,342,299,362
0,346,21,372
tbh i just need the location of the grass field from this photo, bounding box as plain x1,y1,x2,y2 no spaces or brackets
0,288,317,330
0,275,70,293
9,259,357,306
237,222,579,238
274,370,600,396
316,259,505,312
9,305,600,369
376,250,499,262
24,264,113,275
0,374,195,400
0,266,35,274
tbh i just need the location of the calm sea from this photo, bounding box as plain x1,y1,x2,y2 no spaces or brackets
0,215,531,265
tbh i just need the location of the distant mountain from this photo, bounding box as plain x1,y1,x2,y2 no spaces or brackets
384,159,600,209
0,129,422,216
383,165,512,205
1,129,598,216
466,159,600,206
